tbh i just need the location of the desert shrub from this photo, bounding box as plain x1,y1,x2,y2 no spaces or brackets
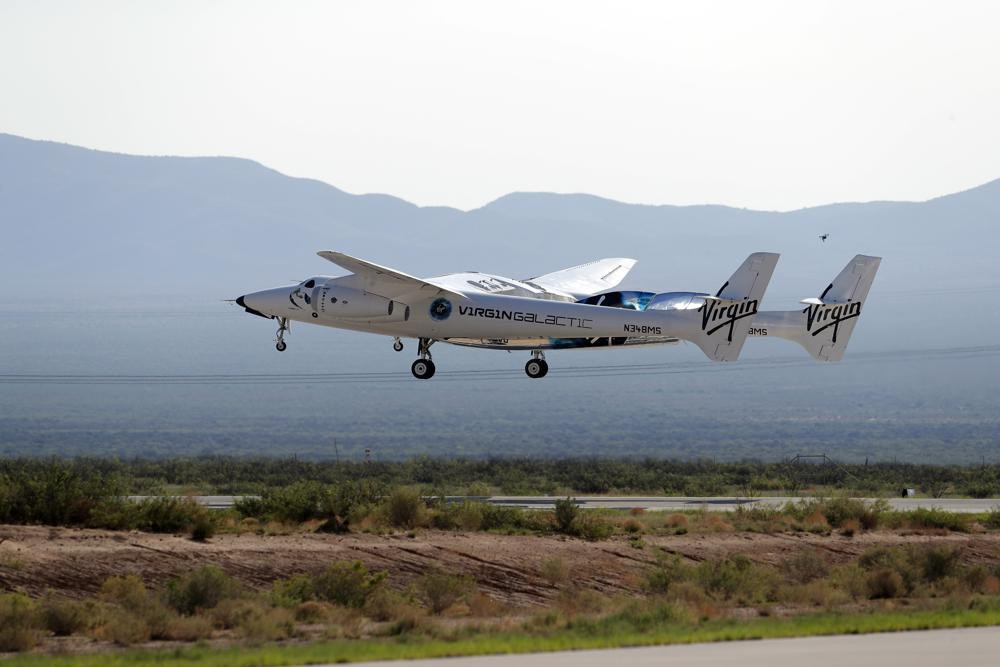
233,495,267,518
165,565,241,615
898,508,970,532
364,587,420,622
190,514,216,541
313,561,386,608
87,496,141,530
419,571,474,614
965,482,997,499
237,606,295,642
783,550,830,584
293,600,331,623
694,555,775,602
479,504,528,531
0,593,42,652
96,607,152,645
822,497,887,530
138,496,205,533
455,502,486,531
163,614,213,641
258,481,325,523
209,598,265,629
272,574,316,607
574,513,614,541
100,574,152,610
646,553,691,594
578,600,692,634
318,479,385,532
917,545,961,582
867,568,905,599
383,488,427,529
38,595,89,636
100,576,179,639
622,518,643,534
539,557,569,586
554,497,578,534
840,518,861,537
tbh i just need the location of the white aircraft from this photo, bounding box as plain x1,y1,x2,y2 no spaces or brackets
235,252,880,379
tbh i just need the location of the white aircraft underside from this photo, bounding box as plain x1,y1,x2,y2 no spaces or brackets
235,251,881,379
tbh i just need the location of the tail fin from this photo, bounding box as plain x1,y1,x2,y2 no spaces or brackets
649,252,780,361
750,254,881,361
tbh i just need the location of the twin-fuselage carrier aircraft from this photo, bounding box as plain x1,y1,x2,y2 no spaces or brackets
235,252,881,379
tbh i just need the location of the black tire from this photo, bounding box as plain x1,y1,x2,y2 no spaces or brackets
525,359,548,378
393,340,404,352
275,341,287,352
411,358,436,379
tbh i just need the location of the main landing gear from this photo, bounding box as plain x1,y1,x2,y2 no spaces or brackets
525,350,548,379
411,338,436,379
274,317,289,352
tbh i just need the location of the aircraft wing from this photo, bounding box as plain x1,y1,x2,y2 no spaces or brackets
526,258,637,300
317,251,463,301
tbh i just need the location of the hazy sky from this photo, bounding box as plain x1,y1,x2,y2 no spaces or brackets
2,1,998,210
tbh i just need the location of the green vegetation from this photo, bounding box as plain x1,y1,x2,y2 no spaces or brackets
3,456,1000,499
3,583,1000,664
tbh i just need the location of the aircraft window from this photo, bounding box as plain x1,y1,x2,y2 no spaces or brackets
304,279,315,288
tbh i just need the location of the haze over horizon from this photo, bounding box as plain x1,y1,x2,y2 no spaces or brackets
2,1,999,210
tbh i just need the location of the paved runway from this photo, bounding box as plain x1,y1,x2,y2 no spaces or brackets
326,627,1000,667
153,495,1000,513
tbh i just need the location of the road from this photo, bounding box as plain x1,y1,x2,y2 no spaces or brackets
321,627,1000,667
142,495,1000,513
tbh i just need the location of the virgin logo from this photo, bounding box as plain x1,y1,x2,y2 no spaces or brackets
698,299,759,342
803,301,862,342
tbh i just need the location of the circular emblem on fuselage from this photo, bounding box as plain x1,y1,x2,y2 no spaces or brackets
429,297,452,321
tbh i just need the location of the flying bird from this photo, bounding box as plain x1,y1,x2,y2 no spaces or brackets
819,234,829,243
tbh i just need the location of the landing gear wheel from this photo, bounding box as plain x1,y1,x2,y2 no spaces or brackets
525,359,548,378
411,358,436,379
275,340,287,352
393,338,404,352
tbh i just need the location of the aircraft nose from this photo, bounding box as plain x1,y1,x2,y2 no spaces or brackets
236,295,247,308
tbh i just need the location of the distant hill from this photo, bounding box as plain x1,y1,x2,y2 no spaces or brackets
2,132,999,350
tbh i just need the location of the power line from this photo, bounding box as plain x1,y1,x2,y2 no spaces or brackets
0,344,996,386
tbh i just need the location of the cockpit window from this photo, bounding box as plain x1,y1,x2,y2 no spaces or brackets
303,279,315,288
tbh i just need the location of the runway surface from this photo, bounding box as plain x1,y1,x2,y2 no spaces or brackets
151,495,1000,513
317,627,1000,667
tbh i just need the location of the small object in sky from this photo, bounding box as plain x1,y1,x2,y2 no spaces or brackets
819,233,829,242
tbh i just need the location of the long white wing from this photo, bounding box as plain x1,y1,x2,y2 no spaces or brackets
526,258,637,299
317,251,462,301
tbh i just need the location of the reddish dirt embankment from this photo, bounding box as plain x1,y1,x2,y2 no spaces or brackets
3,525,1000,606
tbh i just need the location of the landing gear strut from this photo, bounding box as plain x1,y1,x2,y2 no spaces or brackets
275,317,289,352
525,350,548,378
393,337,404,352
411,338,436,379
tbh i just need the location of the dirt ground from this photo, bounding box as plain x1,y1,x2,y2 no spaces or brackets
3,525,1000,606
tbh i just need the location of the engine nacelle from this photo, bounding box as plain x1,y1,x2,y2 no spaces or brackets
323,286,408,321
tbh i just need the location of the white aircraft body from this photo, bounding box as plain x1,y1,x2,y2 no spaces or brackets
235,252,881,379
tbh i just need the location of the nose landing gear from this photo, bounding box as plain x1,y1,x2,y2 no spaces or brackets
411,338,436,379
525,350,548,378
393,337,404,352
275,317,289,352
